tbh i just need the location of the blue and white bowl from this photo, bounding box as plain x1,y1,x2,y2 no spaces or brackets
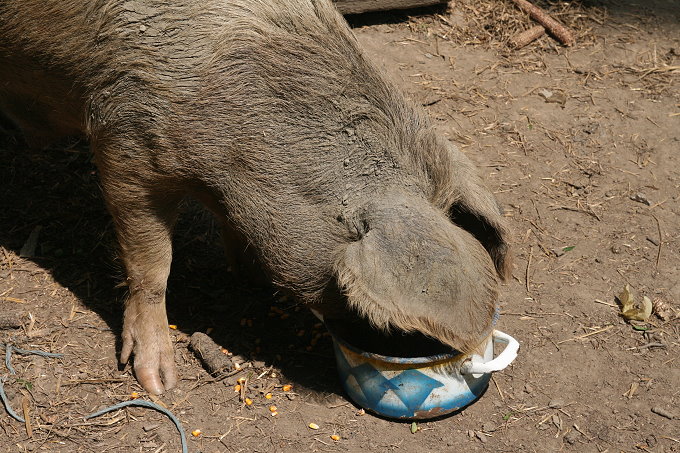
326,324,519,420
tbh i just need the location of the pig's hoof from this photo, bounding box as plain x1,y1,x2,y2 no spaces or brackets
120,327,177,394
135,364,177,395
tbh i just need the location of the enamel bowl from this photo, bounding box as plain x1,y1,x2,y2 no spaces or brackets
325,322,519,420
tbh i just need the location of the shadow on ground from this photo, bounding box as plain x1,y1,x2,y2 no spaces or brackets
0,128,340,397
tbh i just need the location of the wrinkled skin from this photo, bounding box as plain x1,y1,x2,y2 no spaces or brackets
0,0,511,394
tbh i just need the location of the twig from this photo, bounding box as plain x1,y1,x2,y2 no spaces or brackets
557,325,613,344
62,378,128,386
651,214,662,270
0,297,26,304
553,206,601,221
21,395,32,437
510,0,575,46
594,299,617,308
492,375,506,402
525,246,533,292
635,343,666,350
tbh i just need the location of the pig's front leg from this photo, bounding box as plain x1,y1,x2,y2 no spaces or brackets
96,146,182,394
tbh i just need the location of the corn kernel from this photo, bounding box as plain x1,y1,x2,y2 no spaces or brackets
308,423,319,430
269,405,277,412
234,384,241,392
130,392,140,399
264,393,273,399
282,384,292,392
270,411,278,416
191,429,202,437
237,377,247,385
168,324,177,330
330,435,340,441
245,398,253,406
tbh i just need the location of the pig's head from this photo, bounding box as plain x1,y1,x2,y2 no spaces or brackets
331,182,509,355
289,99,512,353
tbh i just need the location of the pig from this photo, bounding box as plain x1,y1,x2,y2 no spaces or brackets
0,0,511,394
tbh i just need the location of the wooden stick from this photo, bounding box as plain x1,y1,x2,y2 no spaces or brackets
510,0,575,46
510,25,546,49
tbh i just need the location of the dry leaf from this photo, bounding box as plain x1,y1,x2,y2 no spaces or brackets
623,296,652,321
618,285,634,312
618,285,652,322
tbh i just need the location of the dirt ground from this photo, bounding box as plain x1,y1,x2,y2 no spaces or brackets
1,0,679,452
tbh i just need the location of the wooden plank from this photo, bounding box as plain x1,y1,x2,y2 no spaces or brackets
333,0,446,15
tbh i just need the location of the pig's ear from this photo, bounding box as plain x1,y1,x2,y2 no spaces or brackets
448,186,512,281
334,202,498,354
439,141,512,280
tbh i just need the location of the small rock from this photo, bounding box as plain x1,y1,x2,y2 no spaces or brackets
549,399,564,409
646,434,658,448
537,88,567,105
524,383,534,394
630,193,651,206
610,245,621,254
646,237,659,246
563,430,580,445
143,424,160,432
475,431,487,443
467,429,475,438
552,414,562,430
482,422,496,433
